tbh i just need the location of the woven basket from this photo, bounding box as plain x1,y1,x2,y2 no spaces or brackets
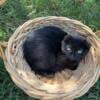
0,0,6,6
0,16,100,100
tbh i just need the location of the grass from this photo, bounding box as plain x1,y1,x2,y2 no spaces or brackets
0,0,100,100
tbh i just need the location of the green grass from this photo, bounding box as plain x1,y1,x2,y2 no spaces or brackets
0,0,100,100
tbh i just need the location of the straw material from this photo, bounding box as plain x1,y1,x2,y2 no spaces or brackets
1,16,100,100
0,0,6,6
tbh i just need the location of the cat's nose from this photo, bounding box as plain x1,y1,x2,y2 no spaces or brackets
70,54,79,62
70,55,75,61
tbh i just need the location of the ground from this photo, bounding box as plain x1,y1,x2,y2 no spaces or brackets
0,0,100,100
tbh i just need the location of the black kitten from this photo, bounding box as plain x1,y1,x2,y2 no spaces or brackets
23,26,67,76
23,26,91,76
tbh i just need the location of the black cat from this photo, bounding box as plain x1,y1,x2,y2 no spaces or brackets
23,26,91,77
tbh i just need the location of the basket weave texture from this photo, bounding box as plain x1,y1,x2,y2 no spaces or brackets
3,16,100,100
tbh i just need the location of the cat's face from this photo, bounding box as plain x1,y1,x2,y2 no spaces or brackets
61,35,91,62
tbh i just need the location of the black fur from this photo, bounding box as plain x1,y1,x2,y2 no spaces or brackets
23,26,91,77
23,26,67,76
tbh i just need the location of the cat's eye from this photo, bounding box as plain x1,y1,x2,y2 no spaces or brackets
66,45,71,51
77,49,83,54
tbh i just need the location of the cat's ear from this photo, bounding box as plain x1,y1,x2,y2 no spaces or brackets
61,39,67,53
61,35,72,53
77,34,91,49
63,35,72,41
62,35,72,52
83,39,91,49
